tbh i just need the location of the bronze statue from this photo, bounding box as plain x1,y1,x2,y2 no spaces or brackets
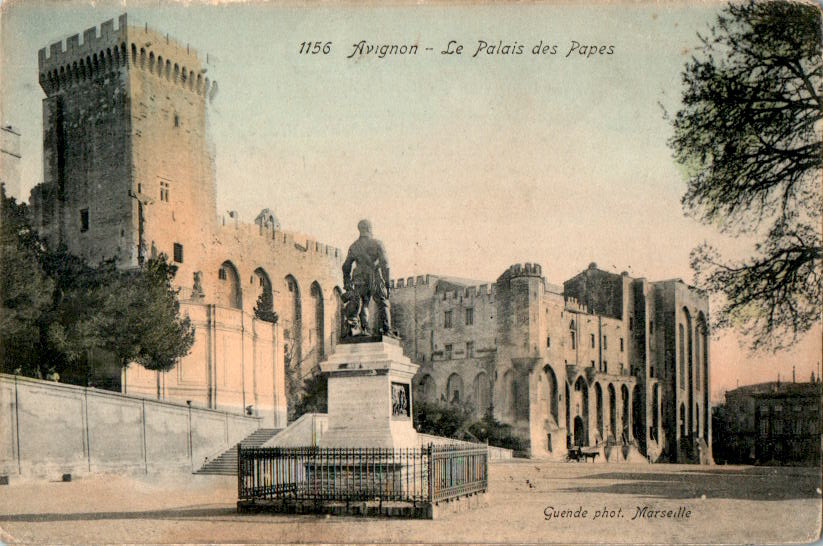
342,219,391,336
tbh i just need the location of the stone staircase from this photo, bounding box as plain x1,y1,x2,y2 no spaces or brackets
195,428,281,475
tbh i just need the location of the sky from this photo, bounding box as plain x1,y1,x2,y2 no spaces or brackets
1,0,820,402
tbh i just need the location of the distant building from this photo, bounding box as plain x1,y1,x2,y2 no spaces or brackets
713,377,822,466
390,262,712,463
0,124,21,199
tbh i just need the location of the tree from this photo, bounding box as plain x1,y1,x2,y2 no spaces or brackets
294,371,327,417
253,289,278,323
0,189,54,377
0,187,195,382
94,255,195,372
669,0,822,350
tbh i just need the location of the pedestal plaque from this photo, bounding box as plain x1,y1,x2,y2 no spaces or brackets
319,336,419,448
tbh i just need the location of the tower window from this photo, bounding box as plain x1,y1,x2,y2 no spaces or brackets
444,343,453,359
620,337,624,352
160,181,170,202
465,307,474,326
466,341,474,358
173,243,183,263
546,336,551,348
174,114,179,128
590,333,595,348
444,310,453,328
80,209,89,232
603,335,607,350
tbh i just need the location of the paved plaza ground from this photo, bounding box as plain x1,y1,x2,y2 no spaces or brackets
1,461,820,544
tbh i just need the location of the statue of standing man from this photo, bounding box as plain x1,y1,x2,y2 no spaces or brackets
342,219,391,337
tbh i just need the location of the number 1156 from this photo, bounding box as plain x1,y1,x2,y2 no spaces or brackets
299,42,332,54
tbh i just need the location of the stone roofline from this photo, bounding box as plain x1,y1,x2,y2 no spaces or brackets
38,14,217,103
39,14,209,69
217,216,342,261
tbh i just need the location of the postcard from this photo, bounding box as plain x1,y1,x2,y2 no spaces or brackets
0,0,821,544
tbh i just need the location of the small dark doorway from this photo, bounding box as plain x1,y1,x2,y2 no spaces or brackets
573,416,586,447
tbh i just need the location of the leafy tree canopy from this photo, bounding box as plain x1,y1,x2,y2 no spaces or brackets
670,0,822,351
0,188,194,382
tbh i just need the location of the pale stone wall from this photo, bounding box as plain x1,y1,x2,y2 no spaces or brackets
0,373,260,477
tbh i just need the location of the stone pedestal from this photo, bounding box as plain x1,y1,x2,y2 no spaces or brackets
319,337,419,449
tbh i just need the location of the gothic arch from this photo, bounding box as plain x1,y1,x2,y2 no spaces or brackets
621,384,630,441
682,307,694,435
473,371,491,412
447,373,464,404
310,282,325,359
698,311,709,440
502,369,515,418
217,260,242,309
595,382,604,441
283,275,302,370
652,383,660,441
544,365,559,426
573,376,589,446
420,374,437,401
331,287,343,352
632,384,643,442
253,267,273,319
608,383,617,441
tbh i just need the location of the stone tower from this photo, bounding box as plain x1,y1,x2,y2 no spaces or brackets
33,14,218,268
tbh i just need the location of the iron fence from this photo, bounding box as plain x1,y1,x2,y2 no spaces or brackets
238,444,487,505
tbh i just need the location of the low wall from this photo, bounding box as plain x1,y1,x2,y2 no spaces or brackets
0,374,260,477
417,434,514,460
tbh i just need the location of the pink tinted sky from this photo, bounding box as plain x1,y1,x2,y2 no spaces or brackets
1,0,819,402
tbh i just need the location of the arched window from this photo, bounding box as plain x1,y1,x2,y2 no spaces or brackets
447,373,464,404
652,383,659,441
544,365,559,425
678,323,685,388
621,384,630,440
569,320,576,350
218,261,242,309
473,371,491,412
595,382,604,441
253,268,274,321
502,370,515,417
608,384,617,440
282,275,302,368
420,374,437,401
310,282,325,359
573,376,589,446
331,287,342,352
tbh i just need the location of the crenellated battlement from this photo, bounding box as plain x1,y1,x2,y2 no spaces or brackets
564,296,590,314
39,14,128,71
390,275,432,289
218,215,341,261
497,262,543,282
39,14,217,102
437,283,496,303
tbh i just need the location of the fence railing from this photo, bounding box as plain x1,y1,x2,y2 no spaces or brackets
238,444,487,505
